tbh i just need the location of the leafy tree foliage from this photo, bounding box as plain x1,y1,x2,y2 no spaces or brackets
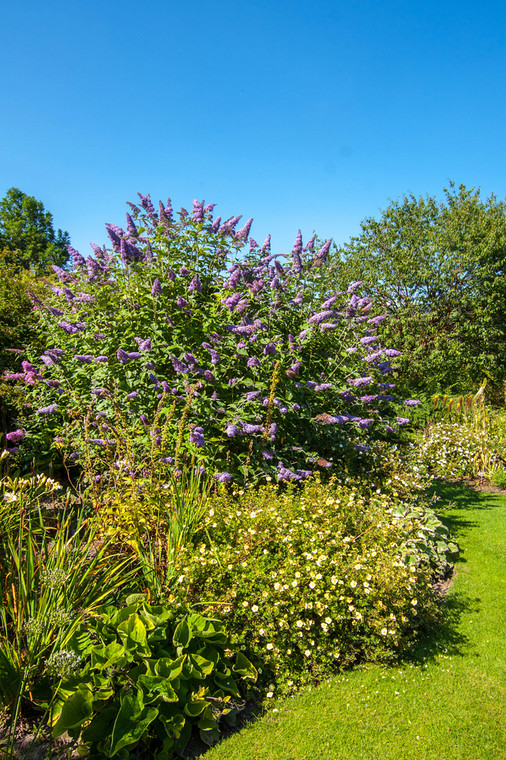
0,188,70,272
327,184,506,396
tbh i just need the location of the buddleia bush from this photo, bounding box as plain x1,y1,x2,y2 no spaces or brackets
4,194,418,486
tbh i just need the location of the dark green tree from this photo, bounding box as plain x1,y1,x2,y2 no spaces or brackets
0,188,70,272
327,183,506,396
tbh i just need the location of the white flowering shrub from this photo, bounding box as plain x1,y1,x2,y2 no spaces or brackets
417,421,500,479
174,477,443,696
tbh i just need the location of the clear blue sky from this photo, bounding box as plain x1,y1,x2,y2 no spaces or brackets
2,0,506,256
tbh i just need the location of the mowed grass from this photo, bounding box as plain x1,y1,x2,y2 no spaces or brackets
204,483,506,760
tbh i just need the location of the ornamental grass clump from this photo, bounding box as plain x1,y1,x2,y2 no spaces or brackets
173,476,446,697
0,473,135,754
5,193,414,486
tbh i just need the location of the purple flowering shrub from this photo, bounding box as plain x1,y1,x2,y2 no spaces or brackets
8,194,412,485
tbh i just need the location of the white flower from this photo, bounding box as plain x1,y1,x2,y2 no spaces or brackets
350,580,357,588
251,605,259,613
266,643,274,650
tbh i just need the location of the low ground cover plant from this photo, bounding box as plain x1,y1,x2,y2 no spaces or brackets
174,474,456,698
50,597,257,759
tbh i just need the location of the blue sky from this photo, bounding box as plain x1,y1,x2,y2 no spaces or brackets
2,0,506,256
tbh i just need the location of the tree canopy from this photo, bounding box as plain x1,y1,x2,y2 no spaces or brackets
0,188,70,272
327,183,506,396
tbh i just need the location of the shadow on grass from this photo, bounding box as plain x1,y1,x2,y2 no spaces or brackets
428,480,504,536
400,590,479,668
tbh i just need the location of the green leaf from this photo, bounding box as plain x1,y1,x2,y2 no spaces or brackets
183,699,209,717
188,653,215,677
117,613,149,652
52,688,93,737
214,671,241,698
81,707,116,743
109,691,158,756
137,675,178,703
233,652,258,681
173,618,191,648
155,655,186,681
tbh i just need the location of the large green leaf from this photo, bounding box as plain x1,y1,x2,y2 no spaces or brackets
137,675,178,703
155,654,186,681
117,612,150,654
233,652,258,681
214,671,241,698
172,618,191,648
109,690,158,756
52,688,93,737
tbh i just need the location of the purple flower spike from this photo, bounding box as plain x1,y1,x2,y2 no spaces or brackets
263,342,277,356
226,423,240,437
127,391,139,399
235,217,254,240
314,240,331,264
135,338,152,352
91,388,109,397
204,370,216,383
188,274,202,293
396,417,411,426
404,399,421,407
167,269,176,281
292,229,303,255
126,213,138,237
360,335,378,345
215,471,233,483
171,357,188,374
51,264,70,282
117,348,129,364
384,349,402,357
68,246,86,269
119,239,131,264
261,234,271,251
242,423,263,434
209,349,220,365
321,294,339,309
368,314,388,326
151,277,162,296
190,426,205,446
36,404,58,414
192,199,205,221
180,266,190,276
244,390,261,401
5,429,24,443
247,356,261,368
140,414,148,425
177,296,189,309
347,280,364,294
357,418,374,429
348,376,373,388
74,355,94,364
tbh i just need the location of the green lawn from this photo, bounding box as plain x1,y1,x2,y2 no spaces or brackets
204,483,506,760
